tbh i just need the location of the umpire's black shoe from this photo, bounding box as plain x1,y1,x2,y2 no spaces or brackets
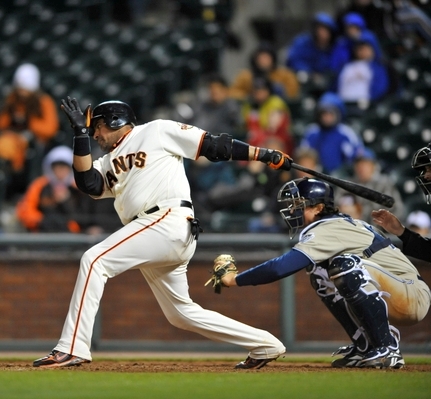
235,356,277,370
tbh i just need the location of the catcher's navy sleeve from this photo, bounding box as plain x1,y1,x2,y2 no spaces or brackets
235,249,312,286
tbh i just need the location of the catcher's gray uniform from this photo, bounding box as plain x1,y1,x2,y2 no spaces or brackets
232,176,430,368
296,216,430,325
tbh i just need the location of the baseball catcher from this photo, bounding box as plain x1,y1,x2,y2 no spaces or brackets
205,177,430,369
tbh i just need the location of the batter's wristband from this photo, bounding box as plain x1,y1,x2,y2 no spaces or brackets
73,135,91,156
231,139,249,160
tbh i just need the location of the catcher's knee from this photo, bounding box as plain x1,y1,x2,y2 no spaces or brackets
328,254,370,298
308,265,337,299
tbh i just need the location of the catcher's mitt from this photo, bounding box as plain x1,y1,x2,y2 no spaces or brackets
204,254,238,294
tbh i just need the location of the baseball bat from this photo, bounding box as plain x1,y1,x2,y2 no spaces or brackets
285,162,395,208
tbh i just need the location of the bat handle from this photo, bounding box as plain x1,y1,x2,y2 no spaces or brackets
281,158,294,171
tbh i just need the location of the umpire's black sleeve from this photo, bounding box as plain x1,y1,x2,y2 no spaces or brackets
399,227,431,262
73,166,105,196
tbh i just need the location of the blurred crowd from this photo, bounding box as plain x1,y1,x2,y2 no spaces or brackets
0,0,430,235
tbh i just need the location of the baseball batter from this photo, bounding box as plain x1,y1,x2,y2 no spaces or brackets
211,177,431,369
33,97,289,369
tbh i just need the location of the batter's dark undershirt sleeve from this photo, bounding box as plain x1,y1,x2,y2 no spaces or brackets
73,166,104,196
398,227,431,262
198,133,250,161
235,249,313,286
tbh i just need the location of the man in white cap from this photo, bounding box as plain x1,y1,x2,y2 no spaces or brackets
0,63,59,200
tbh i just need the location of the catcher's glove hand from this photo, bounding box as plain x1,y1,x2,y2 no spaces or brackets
204,254,238,294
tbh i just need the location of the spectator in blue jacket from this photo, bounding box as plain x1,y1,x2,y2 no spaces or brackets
336,31,391,106
330,12,382,74
285,12,338,80
299,92,364,174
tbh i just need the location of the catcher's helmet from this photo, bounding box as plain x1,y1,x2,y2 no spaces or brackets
90,100,137,135
277,177,334,238
411,146,431,204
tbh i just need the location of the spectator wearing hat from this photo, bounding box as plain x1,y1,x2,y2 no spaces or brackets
285,12,338,84
406,210,431,237
16,146,121,234
335,0,387,40
330,12,382,74
299,92,364,174
0,63,60,202
335,147,405,224
230,42,300,102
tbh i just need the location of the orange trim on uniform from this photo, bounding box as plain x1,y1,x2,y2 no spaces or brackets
69,208,172,355
195,131,207,160
111,128,133,151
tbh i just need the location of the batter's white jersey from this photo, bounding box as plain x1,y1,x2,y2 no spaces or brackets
92,119,206,224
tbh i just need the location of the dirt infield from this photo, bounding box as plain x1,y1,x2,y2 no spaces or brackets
2,359,431,373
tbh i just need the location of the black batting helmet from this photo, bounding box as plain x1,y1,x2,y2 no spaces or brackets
90,100,137,135
277,177,334,238
411,146,431,204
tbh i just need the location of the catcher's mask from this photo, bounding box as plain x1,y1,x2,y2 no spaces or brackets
90,100,137,136
411,146,431,204
277,177,334,238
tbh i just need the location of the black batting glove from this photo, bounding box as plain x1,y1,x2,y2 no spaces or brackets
257,148,292,170
60,96,93,136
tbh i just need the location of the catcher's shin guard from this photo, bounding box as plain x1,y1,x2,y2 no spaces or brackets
309,266,369,353
328,254,393,349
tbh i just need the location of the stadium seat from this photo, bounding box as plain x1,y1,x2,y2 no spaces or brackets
404,196,431,216
389,161,421,200
372,126,412,171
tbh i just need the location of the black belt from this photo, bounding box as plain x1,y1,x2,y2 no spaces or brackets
144,200,193,215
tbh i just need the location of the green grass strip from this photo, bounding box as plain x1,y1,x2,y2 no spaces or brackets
0,370,430,399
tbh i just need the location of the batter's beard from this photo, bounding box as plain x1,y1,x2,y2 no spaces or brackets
98,140,112,152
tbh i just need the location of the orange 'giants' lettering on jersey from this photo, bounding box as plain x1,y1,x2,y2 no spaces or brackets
112,151,147,174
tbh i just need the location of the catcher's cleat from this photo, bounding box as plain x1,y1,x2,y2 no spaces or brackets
332,343,359,357
358,347,405,369
331,348,365,368
235,356,277,370
33,350,90,368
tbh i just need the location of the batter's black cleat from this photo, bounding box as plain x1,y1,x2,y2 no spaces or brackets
33,350,91,368
358,347,405,369
235,356,277,370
